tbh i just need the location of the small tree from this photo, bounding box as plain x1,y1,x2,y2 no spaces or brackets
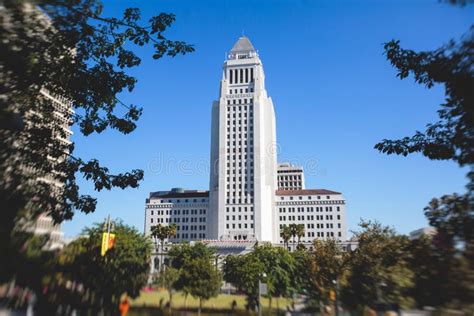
308,239,348,308
340,221,414,312
181,258,222,315
253,244,295,310
223,254,264,310
156,267,179,313
168,242,216,309
58,220,152,313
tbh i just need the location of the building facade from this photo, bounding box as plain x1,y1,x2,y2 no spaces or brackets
145,188,209,243
275,189,347,247
277,163,305,190
145,36,347,252
209,36,278,243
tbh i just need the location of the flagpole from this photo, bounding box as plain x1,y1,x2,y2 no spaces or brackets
106,214,111,243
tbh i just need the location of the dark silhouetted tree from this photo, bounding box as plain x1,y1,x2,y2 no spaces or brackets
0,0,193,282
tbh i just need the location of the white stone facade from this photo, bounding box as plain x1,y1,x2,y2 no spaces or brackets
276,189,347,248
144,36,348,249
144,188,209,242
277,162,305,190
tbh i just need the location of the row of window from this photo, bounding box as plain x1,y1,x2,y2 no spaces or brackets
229,88,253,94
150,216,207,224
279,206,340,213
280,195,333,201
226,206,254,213
226,198,254,204
226,214,254,221
279,231,341,239
226,120,253,128
175,225,206,231
226,223,254,229
277,169,303,174
227,182,254,189
152,198,207,204
228,68,254,84
227,161,253,167
227,98,253,105
226,147,254,153
279,181,303,188
278,175,302,180
151,209,207,216
174,233,206,239
279,215,340,221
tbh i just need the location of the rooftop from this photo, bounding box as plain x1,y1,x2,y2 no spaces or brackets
230,36,256,53
276,189,341,196
149,189,209,199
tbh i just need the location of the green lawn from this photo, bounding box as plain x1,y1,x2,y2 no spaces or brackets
131,289,293,312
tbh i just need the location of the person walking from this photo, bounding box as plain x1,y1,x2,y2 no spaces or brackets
119,295,130,316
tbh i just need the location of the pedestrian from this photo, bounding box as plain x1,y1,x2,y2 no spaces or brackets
119,295,130,316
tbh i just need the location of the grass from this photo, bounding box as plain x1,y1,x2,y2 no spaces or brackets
130,289,293,312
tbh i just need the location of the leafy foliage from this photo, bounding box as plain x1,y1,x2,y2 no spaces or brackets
180,258,222,313
223,244,295,310
151,223,177,272
306,239,348,304
56,220,153,312
375,34,473,166
223,252,265,310
156,266,179,311
166,242,220,309
0,0,193,282
340,221,414,311
375,13,473,309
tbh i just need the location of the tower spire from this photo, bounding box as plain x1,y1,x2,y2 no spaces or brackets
230,36,255,53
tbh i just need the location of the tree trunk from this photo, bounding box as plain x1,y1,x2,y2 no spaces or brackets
269,296,272,311
198,297,202,316
169,290,172,314
160,239,164,273
184,293,188,309
276,296,279,312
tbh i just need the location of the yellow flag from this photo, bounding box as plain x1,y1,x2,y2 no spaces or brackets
108,233,116,250
101,232,109,256
329,290,336,301
101,232,117,256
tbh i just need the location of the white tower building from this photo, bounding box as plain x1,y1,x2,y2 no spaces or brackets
209,36,278,243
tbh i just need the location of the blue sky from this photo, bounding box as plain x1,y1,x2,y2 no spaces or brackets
62,0,473,237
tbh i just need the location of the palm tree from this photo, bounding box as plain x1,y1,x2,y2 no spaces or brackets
296,224,305,245
167,223,177,241
280,225,292,250
151,224,168,272
289,223,298,251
